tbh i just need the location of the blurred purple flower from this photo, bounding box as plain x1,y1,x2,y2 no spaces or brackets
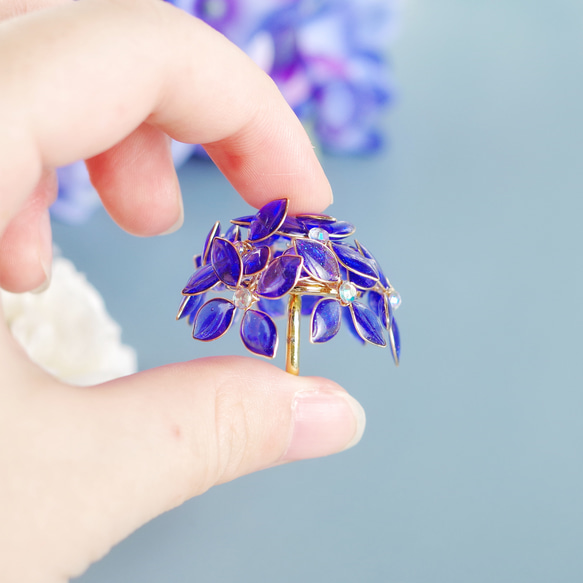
52,0,397,223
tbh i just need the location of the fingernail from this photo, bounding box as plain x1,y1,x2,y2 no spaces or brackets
282,390,366,461
160,190,184,236
32,212,52,294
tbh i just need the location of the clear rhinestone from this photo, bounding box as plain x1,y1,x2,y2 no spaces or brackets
388,290,401,310
339,281,358,305
308,227,329,242
233,288,254,310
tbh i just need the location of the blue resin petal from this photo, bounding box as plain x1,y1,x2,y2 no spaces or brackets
230,215,255,226
182,263,220,295
310,298,341,343
389,317,401,364
192,298,235,341
224,224,241,243
176,293,205,321
342,307,365,345
240,310,278,358
301,295,321,316
257,297,287,318
296,214,337,227
332,243,379,280
350,301,386,347
243,246,270,276
202,221,221,265
348,270,378,290
355,239,390,289
294,239,340,282
367,291,390,329
211,237,242,287
277,216,308,236
193,254,202,269
322,220,356,239
249,199,288,242
256,255,303,299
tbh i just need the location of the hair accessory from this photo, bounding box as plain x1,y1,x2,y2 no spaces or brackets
177,199,401,375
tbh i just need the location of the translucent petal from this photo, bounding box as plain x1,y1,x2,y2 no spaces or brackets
249,199,288,242
301,295,321,316
294,239,340,282
176,293,205,321
332,243,379,280
354,239,390,289
182,263,219,295
243,246,270,276
348,270,377,290
367,290,390,329
389,317,401,365
257,297,287,318
342,307,365,345
256,255,303,299
202,221,221,265
277,216,308,236
192,298,235,341
349,301,386,347
211,237,242,287
230,215,255,226
224,224,241,243
310,298,341,343
240,310,278,358
322,220,356,239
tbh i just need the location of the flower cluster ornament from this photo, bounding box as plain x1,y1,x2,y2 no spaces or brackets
178,198,401,374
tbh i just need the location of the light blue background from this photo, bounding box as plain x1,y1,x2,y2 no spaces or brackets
64,1,583,581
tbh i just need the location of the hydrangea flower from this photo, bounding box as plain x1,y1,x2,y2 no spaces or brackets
1,256,137,386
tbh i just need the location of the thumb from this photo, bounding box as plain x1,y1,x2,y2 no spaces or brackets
16,357,365,580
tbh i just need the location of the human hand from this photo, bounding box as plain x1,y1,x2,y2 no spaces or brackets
0,1,365,582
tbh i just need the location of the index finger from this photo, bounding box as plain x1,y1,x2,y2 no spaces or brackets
0,0,333,234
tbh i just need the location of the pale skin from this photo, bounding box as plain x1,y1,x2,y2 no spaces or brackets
0,1,366,582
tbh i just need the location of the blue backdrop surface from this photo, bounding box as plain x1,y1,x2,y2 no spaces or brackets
60,1,583,581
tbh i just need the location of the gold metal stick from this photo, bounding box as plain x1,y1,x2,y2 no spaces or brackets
286,294,301,375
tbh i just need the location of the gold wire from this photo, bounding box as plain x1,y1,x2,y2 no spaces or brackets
286,294,301,375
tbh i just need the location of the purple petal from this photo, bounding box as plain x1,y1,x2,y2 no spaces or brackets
294,239,340,282
301,295,321,316
176,293,205,321
249,199,288,242
230,215,255,227
243,246,270,276
348,270,378,290
322,220,356,240
224,224,241,243
256,255,303,299
342,307,365,345
355,239,390,288
182,263,220,295
211,237,242,287
389,317,401,365
257,297,287,318
240,310,278,358
192,298,235,341
193,254,202,269
295,213,336,227
277,216,308,236
202,221,221,265
310,298,341,343
368,290,390,329
332,243,379,280
350,301,386,347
